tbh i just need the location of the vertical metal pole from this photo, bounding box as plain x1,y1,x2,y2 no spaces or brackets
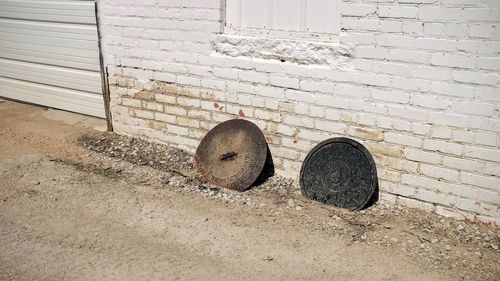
95,1,113,132
219,0,226,33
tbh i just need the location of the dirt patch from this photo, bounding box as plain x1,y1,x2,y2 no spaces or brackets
77,130,500,281
1,100,499,281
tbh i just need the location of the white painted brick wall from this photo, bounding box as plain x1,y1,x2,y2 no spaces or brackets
98,0,500,224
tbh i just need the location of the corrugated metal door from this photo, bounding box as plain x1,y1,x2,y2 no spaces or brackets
0,0,105,118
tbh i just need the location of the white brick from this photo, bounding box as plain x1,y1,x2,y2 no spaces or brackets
378,6,418,19
478,57,500,71
134,109,154,119
411,66,451,81
255,85,285,99
385,132,422,148
387,105,428,121
405,148,442,164
461,173,500,190
299,80,334,93
177,76,200,87
298,128,330,142
402,174,477,199
380,21,402,33
388,49,429,64
276,124,296,136
453,71,500,86
334,84,371,98
477,190,500,206
402,22,423,35
452,130,474,143
254,109,281,121
285,90,314,103
432,126,452,139
270,147,299,160
227,81,254,94
398,0,435,3
429,112,469,128
315,120,347,133
355,46,389,59
420,164,460,182
341,4,377,16
424,23,444,36
431,53,476,69
359,19,380,31
484,163,500,176
376,34,413,48
239,71,269,84
316,95,350,109
270,76,300,89
378,168,401,182
423,139,463,156
429,82,474,98
443,156,483,173
315,107,336,121
164,106,187,116
167,124,189,136
463,8,492,21
283,115,314,128
468,24,494,38
419,7,462,21
201,79,226,91
412,124,431,136
414,189,451,207
351,102,387,114
414,38,456,51
475,133,497,148
213,67,239,80
451,101,495,116
353,73,392,87
412,95,450,110
446,23,467,37
282,137,311,152
371,89,410,104
122,98,142,108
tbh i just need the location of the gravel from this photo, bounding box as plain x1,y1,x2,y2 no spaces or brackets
78,131,500,281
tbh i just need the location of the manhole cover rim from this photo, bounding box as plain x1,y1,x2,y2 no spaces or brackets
194,118,267,191
299,137,378,210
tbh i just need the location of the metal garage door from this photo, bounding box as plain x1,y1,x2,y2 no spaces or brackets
0,0,105,118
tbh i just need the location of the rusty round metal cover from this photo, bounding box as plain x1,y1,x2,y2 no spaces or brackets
300,138,377,210
194,119,267,191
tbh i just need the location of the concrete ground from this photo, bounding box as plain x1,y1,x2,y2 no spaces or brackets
0,99,497,281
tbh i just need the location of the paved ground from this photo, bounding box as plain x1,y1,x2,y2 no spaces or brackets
0,99,498,281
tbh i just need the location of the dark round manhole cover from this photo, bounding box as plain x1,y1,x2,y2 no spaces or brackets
299,138,377,210
194,119,267,191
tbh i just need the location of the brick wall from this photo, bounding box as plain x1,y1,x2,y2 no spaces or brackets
97,0,500,224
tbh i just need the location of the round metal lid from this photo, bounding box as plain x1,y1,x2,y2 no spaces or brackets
299,137,377,210
194,119,267,191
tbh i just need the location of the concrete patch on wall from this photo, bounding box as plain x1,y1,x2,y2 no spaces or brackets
212,34,352,66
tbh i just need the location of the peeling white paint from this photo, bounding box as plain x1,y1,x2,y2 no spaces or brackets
212,34,352,65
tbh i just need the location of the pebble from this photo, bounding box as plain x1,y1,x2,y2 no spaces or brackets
80,131,500,281
360,234,368,241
